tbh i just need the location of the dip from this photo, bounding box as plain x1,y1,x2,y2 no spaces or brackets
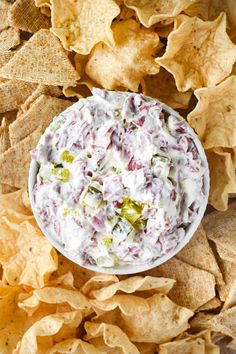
32,89,206,268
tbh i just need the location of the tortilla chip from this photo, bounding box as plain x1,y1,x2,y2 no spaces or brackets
19,84,62,115
0,80,37,114
51,0,120,55
177,330,220,354
188,76,236,149
176,224,225,300
0,29,80,86
9,0,50,33
9,94,71,145
184,0,236,42
85,322,140,353
156,13,236,92
158,337,205,354
0,284,29,354
124,0,194,27
81,275,119,296
0,27,20,51
49,338,102,354
203,202,236,260
62,82,93,99
86,19,160,92
0,188,31,215
205,149,236,211
19,287,91,315
15,311,82,353
223,279,236,310
142,257,216,310
116,294,193,343
0,127,42,188
197,298,222,312
0,50,14,69
0,118,10,153
142,68,192,109
190,313,214,331
91,276,175,301
0,209,58,287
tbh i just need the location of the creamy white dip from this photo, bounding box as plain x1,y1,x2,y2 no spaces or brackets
32,89,206,268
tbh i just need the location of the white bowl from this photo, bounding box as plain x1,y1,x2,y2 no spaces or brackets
29,100,209,275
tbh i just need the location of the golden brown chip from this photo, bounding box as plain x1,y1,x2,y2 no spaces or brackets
51,0,120,55
62,82,94,99
9,0,50,33
19,287,91,315
9,94,72,145
0,27,20,51
187,76,236,149
142,68,192,109
0,50,14,69
0,29,80,86
85,322,140,353
0,127,42,188
206,149,236,211
0,118,10,153
124,0,194,27
91,276,175,301
142,257,216,310
0,184,18,194
197,297,222,312
0,210,58,288
119,4,136,20
177,330,220,354
86,19,160,91
0,80,37,114
156,13,236,91
158,337,205,354
176,224,226,300
184,0,236,42
81,275,119,296
190,312,214,331
19,84,62,115
116,294,193,343
0,188,31,215
16,311,83,353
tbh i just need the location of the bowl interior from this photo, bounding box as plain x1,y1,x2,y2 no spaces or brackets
28,101,210,275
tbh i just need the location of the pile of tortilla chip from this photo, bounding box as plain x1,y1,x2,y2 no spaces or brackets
0,0,236,352
1,189,236,353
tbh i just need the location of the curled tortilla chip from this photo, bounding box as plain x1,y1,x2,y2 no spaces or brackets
81,275,119,296
0,212,58,288
176,225,225,301
184,0,236,42
0,127,42,188
9,94,72,145
117,294,193,343
9,0,50,33
91,295,149,316
91,276,175,301
15,311,82,354
51,0,120,55
0,189,31,215
0,80,37,114
19,287,91,315
0,27,20,51
206,149,236,211
188,76,236,149
86,19,160,91
62,82,93,99
142,257,216,310
124,0,194,27
85,322,140,354
49,338,102,354
156,13,236,91
0,29,80,86
142,68,192,109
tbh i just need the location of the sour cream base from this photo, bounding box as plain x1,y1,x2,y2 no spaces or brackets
32,89,206,268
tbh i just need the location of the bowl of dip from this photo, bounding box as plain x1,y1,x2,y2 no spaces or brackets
29,89,209,274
